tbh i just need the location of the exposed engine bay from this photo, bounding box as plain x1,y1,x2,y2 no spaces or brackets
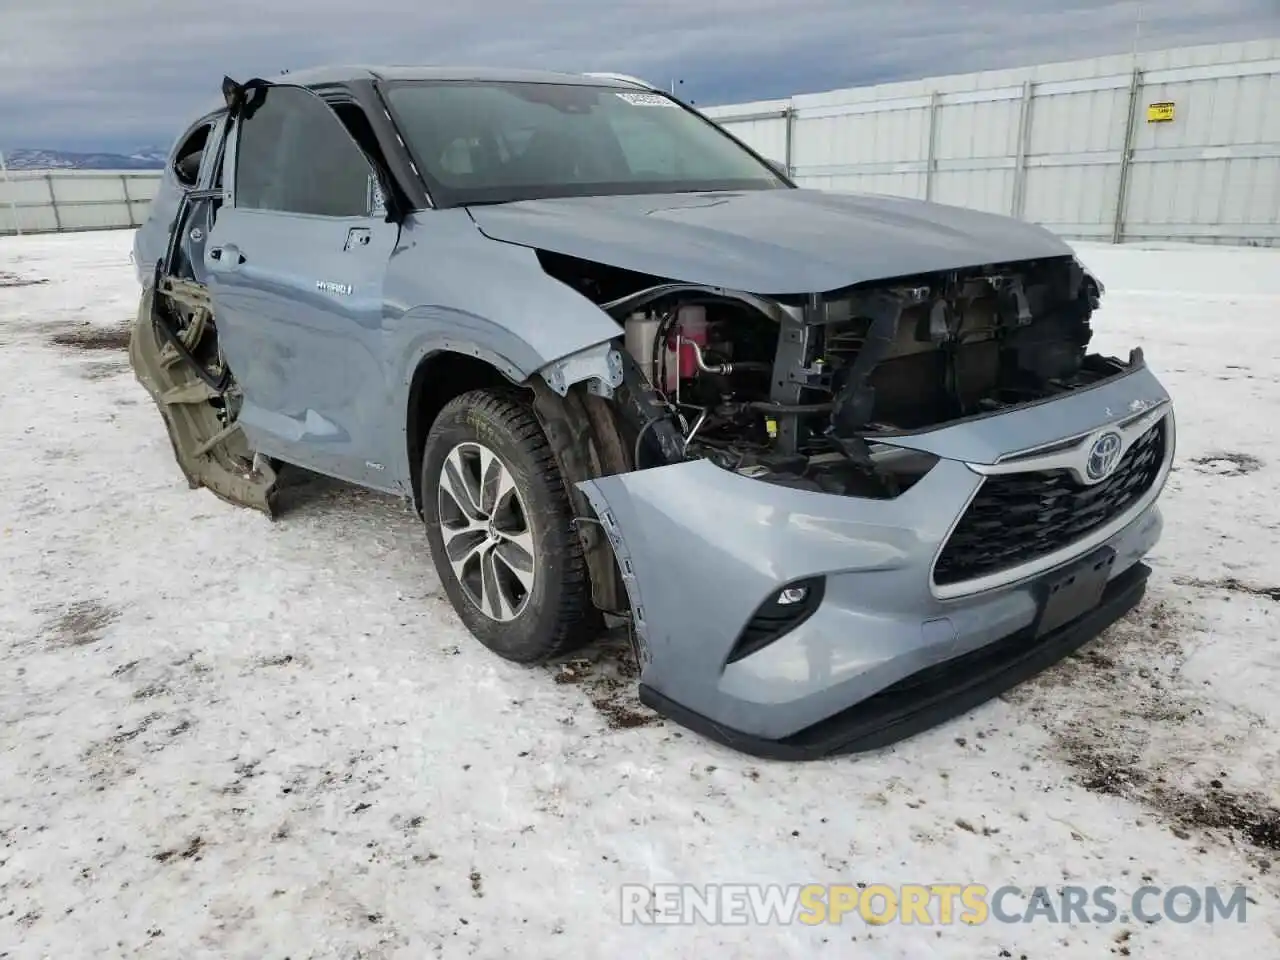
541,251,1120,499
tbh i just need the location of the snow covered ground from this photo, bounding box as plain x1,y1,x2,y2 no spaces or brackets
1,231,1277,959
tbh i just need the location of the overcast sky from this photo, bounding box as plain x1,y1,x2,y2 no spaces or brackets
1,0,1276,153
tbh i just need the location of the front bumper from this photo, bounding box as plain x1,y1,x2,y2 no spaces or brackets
578,362,1173,759
642,559,1150,760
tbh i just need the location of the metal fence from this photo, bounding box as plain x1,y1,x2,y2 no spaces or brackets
0,167,161,236
704,38,1280,246
3,39,1277,245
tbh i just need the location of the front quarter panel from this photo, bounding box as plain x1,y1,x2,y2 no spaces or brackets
380,210,624,482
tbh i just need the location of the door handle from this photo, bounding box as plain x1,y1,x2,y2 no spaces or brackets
209,244,245,267
344,227,372,251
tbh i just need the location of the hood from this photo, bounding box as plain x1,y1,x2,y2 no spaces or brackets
466,188,1074,295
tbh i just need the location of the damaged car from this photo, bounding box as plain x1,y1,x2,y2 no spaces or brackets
130,66,1174,759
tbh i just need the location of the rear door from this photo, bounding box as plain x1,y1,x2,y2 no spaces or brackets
180,113,228,285
134,113,223,282
204,83,400,487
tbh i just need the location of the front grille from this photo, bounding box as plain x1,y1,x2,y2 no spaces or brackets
934,420,1167,587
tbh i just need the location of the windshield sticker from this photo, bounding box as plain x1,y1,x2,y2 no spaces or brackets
615,92,678,107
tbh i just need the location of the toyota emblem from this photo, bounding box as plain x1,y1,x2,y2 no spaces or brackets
1086,431,1124,482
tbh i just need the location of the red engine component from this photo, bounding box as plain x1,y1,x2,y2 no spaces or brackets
664,305,708,391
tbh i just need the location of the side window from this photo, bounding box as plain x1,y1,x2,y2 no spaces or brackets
234,86,374,217
172,122,212,187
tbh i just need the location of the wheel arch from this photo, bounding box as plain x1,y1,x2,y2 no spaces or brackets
403,344,634,620
405,346,524,515
398,313,627,509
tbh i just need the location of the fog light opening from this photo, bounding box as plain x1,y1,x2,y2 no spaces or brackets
725,576,827,665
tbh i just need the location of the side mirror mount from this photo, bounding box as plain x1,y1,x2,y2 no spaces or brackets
765,158,792,181
221,76,270,120
369,169,407,224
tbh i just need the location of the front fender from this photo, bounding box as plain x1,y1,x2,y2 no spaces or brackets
383,210,629,486
392,308,549,387
385,210,624,389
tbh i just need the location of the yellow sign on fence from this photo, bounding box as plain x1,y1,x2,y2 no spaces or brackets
1147,101,1175,122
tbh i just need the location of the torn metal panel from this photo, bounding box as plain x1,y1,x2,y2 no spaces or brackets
129,286,277,515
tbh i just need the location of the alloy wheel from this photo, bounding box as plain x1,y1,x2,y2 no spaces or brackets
436,442,536,621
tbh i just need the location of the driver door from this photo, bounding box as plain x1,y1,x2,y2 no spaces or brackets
204,83,400,487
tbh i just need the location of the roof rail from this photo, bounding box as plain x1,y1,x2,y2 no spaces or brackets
581,72,657,90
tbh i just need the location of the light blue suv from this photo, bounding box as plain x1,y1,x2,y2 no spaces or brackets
130,67,1174,758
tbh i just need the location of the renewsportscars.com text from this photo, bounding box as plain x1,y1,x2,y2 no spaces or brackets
619,883,1250,926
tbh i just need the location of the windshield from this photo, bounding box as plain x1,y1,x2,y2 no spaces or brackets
382,80,788,206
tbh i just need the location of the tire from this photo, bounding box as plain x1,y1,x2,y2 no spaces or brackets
421,388,600,663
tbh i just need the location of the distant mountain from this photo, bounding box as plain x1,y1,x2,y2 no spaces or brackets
1,147,167,171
